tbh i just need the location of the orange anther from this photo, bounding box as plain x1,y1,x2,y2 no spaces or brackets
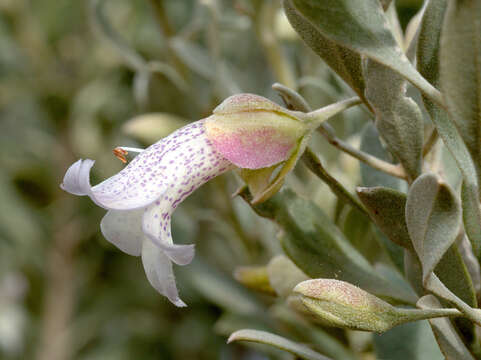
113,147,128,163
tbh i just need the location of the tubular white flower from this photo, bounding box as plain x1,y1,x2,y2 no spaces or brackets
60,93,319,306
61,120,233,306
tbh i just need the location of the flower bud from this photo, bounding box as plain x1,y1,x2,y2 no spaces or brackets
294,279,417,333
234,265,276,295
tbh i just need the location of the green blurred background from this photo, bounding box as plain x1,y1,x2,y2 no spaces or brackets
0,0,422,359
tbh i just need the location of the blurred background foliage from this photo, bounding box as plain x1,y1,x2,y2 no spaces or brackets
0,0,422,359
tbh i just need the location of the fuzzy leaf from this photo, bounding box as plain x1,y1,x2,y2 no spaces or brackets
406,173,462,281
283,0,367,106
357,186,413,251
417,0,446,90
373,321,443,360
228,329,331,360
240,188,418,304
287,0,443,105
266,255,309,297
122,113,188,144
271,305,358,360
364,60,424,181
439,0,481,259
440,0,481,181
339,207,385,264
418,0,481,258
303,148,367,215
359,185,476,305
417,295,475,360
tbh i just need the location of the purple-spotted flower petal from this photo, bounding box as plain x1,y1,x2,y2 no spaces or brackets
61,119,233,306
60,93,317,306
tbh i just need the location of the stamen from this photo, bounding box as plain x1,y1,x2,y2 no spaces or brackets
113,147,128,163
113,147,145,163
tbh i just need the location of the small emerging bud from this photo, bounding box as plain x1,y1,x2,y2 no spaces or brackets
293,279,458,333
234,265,276,295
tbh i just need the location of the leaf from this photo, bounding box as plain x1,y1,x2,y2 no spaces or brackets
170,37,214,79
359,185,476,304
433,244,477,308
183,260,262,315
287,0,443,105
373,320,444,360
417,0,447,89
457,235,481,294
122,113,188,144
405,173,461,281
228,329,331,360
418,0,481,258
90,0,145,71
356,186,413,251
417,295,475,360
271,305,358,360
240,188,418,304
282,0,368,106
170,37,240,96
359,123,403,190
266,255,309,297
440,0,481,260
339,207,385,264
440,0,481,182
302,148,367,216
364,60,424,181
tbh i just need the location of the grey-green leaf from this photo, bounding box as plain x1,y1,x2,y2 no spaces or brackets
418,295,476,360
373,320,444,360
228,329,331,360
266,255,309,298
240,188,418,304
357,186,413,251
440,0,481,184
288,0,443,105
418,0,481,258
417,0,447,90
283,0,367,106
406,173,462,281
364,60,424,181
358,186,476,304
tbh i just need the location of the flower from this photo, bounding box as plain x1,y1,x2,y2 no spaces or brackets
61,93,360,306
61,94,308,306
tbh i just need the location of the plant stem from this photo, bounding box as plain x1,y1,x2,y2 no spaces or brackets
422,127,439,157
254,1,296,89
317,124,407,180
303,97,361,128
271,84,407,181
303,148,368,216
148,0,188,79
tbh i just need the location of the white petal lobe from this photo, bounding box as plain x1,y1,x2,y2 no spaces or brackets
141,239,186,307
60,159,95,196
100,210,144,256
